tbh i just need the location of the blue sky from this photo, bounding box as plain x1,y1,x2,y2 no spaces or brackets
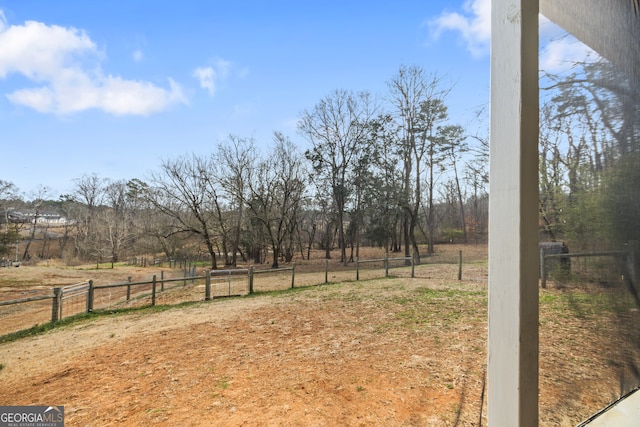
0,0,593,199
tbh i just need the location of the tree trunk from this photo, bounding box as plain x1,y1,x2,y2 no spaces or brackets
271,245,280,268
232,201,243,266
453,161,468,243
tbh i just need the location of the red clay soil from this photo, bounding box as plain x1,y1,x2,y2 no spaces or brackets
0,245,630,426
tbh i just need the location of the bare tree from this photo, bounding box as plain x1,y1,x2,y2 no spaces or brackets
22,186,52,261
245,132,307,268
300,89,375,265
387,65,450,260
416,98,451,255
441,124,468,243
0,180,19,260
147,154,223,269
215,135,256,265
102,180,138,262
71,174,107,260
363,115,404,252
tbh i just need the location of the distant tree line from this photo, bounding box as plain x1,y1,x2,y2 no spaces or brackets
539,59,640,252
0,65,490,267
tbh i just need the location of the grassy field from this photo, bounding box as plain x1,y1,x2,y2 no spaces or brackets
0,244,635,426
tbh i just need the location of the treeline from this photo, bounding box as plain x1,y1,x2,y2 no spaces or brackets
539,59,640,252
1,64,495,267
5,59,637,269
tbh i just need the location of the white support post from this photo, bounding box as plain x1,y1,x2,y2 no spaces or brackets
489,1,539,426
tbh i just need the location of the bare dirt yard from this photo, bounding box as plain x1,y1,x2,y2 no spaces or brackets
0,244,631,426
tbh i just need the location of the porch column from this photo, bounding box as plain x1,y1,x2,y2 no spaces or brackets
489,0,539,426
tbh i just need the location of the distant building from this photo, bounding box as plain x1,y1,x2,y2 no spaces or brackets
7,211,75,226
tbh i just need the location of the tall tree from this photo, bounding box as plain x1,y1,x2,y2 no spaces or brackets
441,124,468,243
0,180,19,260
387,65,450,260
417,98,451,254
71,174,106,260
362,114,403,252
21,186,52,260
102,180,138,262
299,89,375,265
147,154,223,269
215,135,255,266
540,59,640,249
245,133,307,268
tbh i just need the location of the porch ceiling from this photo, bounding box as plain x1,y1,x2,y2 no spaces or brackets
540,0,640,80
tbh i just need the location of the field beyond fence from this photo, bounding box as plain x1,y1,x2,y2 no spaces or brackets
0,245,486,338
3,244,640,425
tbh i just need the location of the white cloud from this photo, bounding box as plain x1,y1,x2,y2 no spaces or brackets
0,12,186,116
430,0,491,58
193,66,216,96
6,75,187,115
539,16,599,74
193,57,236,97
430,1,598,69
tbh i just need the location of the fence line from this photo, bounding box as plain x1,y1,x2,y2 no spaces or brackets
1,251,456,337
0,294,53,307
59,281,91,320
540,244,637,288
331,255,414,282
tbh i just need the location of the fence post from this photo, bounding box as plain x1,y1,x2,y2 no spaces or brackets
458,250,463,281
126,276,132,301
205,270,211,300
627,240,639,293
411,254,415,278
51,287,61,322
152,275,157,306
540,246,547,289
183,269,187,287
356,257,360,281
385,253,389,277
192,266,197,284
249,265,254,294
228,271,231,296
161,271,165,292
325,259,329,284
291,263,296,289
85,281,91,313
87,280,94,312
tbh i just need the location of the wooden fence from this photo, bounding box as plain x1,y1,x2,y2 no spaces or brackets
539,241,639,288
1,253,436,336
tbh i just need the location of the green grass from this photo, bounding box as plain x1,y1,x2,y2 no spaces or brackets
0,312,98,344
217,376,230,390
388,287,486,330
540,288,635,318
0,275,487,345
0,279,353,344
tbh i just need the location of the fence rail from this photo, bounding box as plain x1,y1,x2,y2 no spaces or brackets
58,281,91,320
0,294,53,307
2,252,451,337
540,243,638,288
